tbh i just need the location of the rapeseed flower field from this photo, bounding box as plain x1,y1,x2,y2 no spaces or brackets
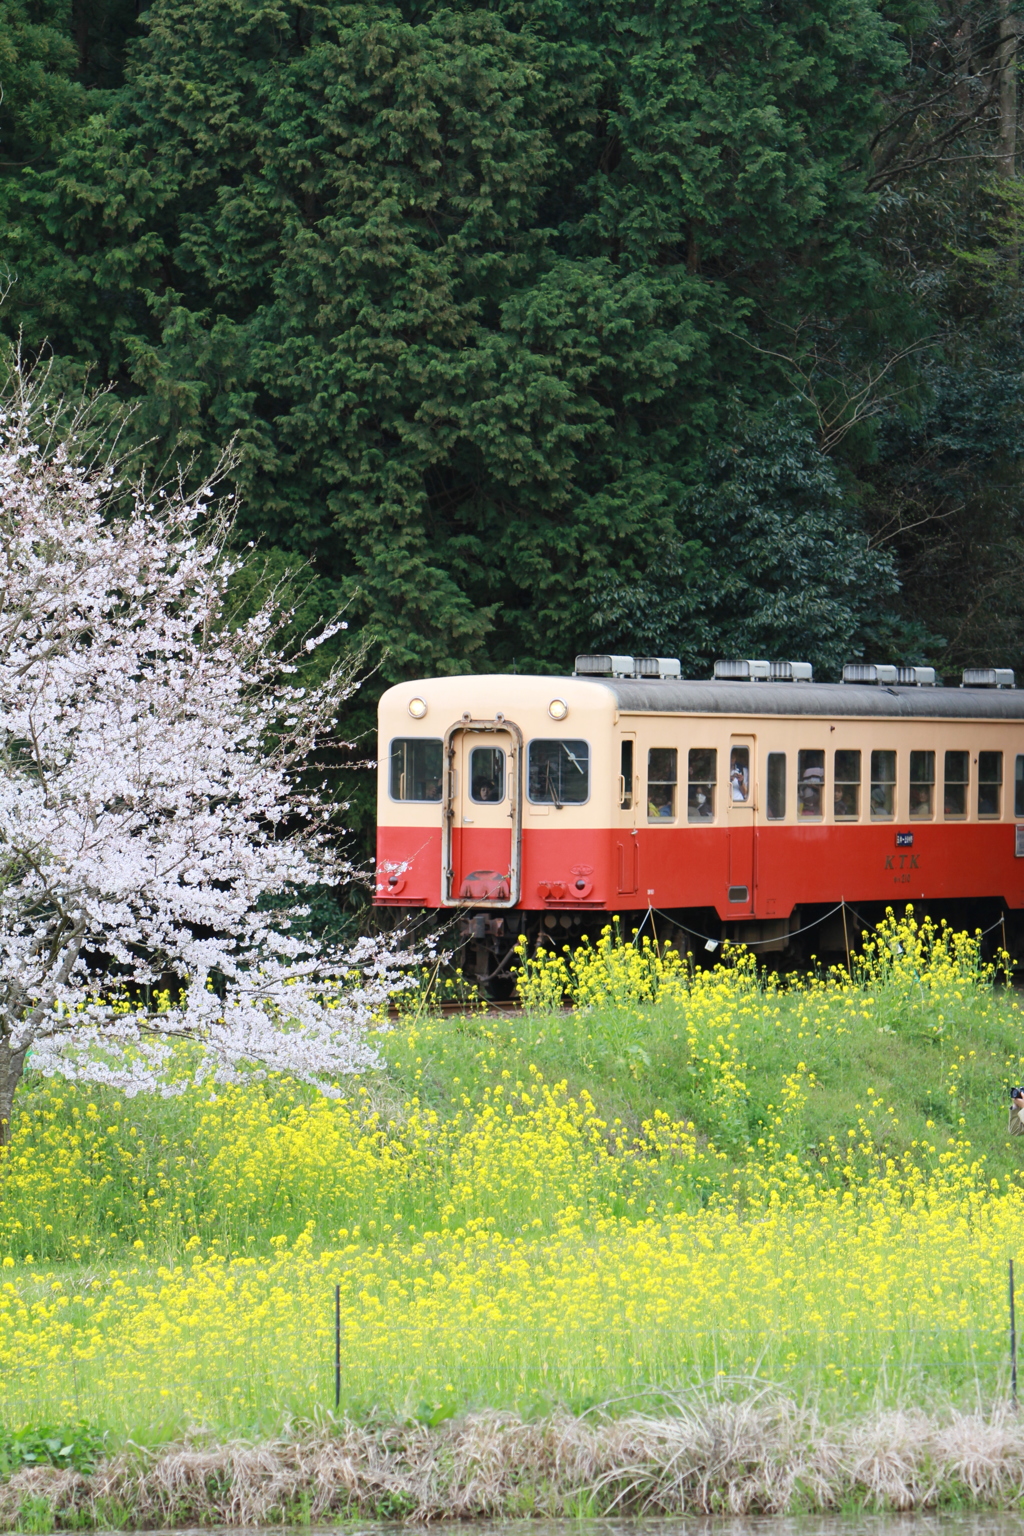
2,910,1023,1441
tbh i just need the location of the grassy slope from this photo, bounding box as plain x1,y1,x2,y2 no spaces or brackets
384,978,1024,1189
5,950,1024,1265
4,930,1024,1447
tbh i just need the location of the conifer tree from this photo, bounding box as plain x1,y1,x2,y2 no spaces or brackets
3,0,909,675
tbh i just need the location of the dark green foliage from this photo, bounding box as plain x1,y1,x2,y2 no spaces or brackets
858,154,1024,673
70,0,141,91
0,0,81,178
870,347,1024,668
4,0,909,682
851,1,1024,674
0,1424,104,1478
592,403,902,676
1,0,1022,744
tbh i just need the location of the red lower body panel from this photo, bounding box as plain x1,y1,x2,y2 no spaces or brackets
375,822,1024,915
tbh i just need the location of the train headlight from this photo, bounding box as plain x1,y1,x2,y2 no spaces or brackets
408,697,427,719
548,698,568,720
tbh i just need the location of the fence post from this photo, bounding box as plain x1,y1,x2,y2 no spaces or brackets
1011,1259,1018,1410
334,1277,342,1406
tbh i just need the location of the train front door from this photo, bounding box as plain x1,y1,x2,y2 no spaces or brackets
727,734,756,916
441,719,522,907
616,731,639,896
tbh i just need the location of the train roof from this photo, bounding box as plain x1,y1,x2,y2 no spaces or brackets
599,677,1024,720
381,674,1024,722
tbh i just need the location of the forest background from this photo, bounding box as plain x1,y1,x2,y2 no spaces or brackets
2,0,1023,861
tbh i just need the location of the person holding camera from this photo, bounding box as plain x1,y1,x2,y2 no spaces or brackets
1010,1088,1024,1136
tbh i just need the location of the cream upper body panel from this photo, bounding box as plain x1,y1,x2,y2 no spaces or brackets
378,674,620,828
379,674,1024,830
622,710,1024,826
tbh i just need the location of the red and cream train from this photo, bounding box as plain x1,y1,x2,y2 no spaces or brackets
375,656,1024,978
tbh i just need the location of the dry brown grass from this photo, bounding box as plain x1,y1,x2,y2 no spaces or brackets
5,1394,1024,1529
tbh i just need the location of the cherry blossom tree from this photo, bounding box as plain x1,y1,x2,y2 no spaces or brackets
0,366,404,1142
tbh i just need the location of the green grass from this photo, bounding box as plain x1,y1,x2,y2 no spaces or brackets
4,933,1024,1267
2,917,1024,1448
386,977,1024,1182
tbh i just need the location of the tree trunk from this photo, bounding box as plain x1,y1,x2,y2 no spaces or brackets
0,1038,28,1147
999,1,1017,177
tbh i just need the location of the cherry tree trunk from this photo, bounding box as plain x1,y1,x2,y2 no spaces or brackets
0,1039,27,1147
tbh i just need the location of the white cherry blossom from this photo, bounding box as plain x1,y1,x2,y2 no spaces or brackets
0,373,405,1139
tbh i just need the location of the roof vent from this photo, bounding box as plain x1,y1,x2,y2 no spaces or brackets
842,663,898,685
714,658,771,682
770,660,813,683
896,665,938,686
962,667,1015,689
574,654,635,677
635,656,682,679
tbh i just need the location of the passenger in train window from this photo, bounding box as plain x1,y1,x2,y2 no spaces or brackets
729,746,750,802
909,784,930,816
688,748,716,820
944,750,969,816
797,750,824,817
909,750,935,819
647,748,677,820
870,750,896,817
834,784,857,817
978,751,1003,817
833,750,860,819
470,745,505,803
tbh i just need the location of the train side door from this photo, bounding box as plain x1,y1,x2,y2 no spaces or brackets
616,732,639,896
727,734,756,915
441,720,522,907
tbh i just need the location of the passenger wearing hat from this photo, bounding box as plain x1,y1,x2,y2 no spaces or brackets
798,762,824,818
1010,1087,1024,1136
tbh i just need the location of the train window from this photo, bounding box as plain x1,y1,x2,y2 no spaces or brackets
390,738,443,801
870,750,896,818
766,753,786,819
833,750,860,819
944,750,969,816
470,746,505,803
978,751,1003,817
527,739,589,804
687,748,716,820
797,749,824,818
1016,756,1024,817
909,751,935,819
729,746,750,803
648,748,678,820
620,740,634,811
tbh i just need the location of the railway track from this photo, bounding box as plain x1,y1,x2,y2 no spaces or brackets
386,996,525,1020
